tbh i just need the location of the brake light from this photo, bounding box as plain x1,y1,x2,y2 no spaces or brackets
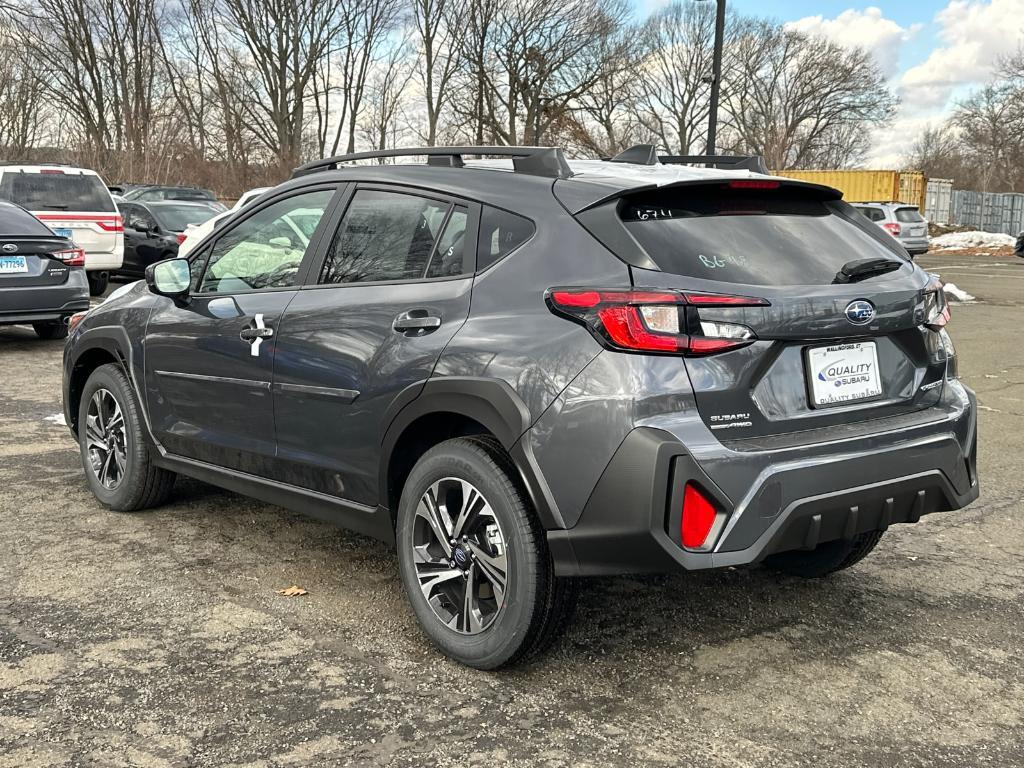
681,482,719,550
96,216,124,233
547,287,764,356
54,247,85,267
923,275,950,330
727,180,780,190
176,233,187,245
40,168,64,175
882,222,901,237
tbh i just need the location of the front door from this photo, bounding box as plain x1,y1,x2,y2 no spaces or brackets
143,185,339,475
272,186,477,504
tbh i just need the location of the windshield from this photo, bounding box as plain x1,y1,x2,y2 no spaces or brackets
0,171,114,212
621,186,907,286
152,205,217,232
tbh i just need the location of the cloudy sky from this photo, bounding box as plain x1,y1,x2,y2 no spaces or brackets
641,0,1024,166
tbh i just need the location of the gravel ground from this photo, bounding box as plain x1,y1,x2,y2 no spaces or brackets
1,253,1022,767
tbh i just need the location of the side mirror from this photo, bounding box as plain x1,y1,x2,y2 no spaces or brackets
146,258,191,299
268,236,292,250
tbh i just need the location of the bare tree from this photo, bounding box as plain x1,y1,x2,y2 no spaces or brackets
634,1,718,154
720,20,897,169
361,36,417,151
410,0,463,145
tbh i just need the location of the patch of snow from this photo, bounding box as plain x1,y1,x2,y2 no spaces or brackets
931,231,1015,250
43,413,67,426
942,282,975,303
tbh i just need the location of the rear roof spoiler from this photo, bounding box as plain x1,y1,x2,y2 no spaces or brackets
607,144,769,175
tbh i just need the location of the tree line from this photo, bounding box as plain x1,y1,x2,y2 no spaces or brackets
0,0,898,196
906,50,1024,193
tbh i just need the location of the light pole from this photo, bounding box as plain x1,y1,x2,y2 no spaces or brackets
701,0,726,156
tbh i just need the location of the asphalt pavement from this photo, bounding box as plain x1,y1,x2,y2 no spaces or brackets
1,253,1022,767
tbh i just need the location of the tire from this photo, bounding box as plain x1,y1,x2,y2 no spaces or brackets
78,363,176,512
32,321,68,340
396,436,577,669
764,530,884,579
87,271,109,296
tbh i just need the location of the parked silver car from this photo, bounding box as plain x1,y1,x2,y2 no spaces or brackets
853,202,929,256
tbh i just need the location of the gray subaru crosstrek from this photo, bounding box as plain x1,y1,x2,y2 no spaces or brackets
62,146,979,669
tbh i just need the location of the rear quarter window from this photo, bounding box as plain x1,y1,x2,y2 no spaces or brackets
621,186,906,286
0,171,114,212
477,207,535,271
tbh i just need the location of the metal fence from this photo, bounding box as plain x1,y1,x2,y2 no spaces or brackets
947,190,1024,235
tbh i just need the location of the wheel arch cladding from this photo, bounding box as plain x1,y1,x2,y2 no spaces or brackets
380,377,565,531
66,339,128,434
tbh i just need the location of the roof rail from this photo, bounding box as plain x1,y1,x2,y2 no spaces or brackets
607,144,768,174
292,146,574,180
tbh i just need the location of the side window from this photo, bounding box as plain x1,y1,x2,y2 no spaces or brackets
199,189,334,294
426,205,469,278
136,207,157,231
477,206,535,271
320,190,449,284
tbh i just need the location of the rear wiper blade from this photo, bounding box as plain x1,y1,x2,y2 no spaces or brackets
40,204,69,210
833,258,903,284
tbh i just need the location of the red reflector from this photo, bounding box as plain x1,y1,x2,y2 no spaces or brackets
682,292,770,307
688,337,746,355
68,311,88,332
597,306,679,351
727,180,780,189
681,482,718,550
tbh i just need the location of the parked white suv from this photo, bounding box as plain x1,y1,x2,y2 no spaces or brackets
852,202,929,257
0,165,123,295
178,187,270,258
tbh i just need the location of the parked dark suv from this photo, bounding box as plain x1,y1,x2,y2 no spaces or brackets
62,146,979,669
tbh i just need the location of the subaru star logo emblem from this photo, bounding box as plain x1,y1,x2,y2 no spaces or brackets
844,300,875,325
1,243,16,252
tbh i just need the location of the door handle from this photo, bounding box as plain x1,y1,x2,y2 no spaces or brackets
239,327,273,340
240,314,273,357
393,310,441,334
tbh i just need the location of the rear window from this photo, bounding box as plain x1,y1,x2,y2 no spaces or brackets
621,187,905,286
895,207,924,223
0,171,113,212
152,205,217,232
0,204,52,236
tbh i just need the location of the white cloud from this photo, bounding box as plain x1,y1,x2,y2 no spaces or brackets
899,0,1024,109
786,7,921,76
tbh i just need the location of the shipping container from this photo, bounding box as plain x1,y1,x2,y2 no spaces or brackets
772,170,928,213
949,190,1024,235
925,179,953,224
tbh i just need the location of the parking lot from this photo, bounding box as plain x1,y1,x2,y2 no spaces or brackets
0,252,1021,767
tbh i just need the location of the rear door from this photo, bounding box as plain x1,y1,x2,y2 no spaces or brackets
619,183,946,440
271,185,477,505
895,206,928,238
0,168,122,262
143,185,341,473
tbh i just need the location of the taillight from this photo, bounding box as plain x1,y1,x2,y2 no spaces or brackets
681,482,720,551
882,222,901,237
54,247,85,267
547,287,766,356
923,275,950,330
176,233,187,245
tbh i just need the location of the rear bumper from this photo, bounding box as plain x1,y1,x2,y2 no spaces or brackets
901,236,929,254
84,247,123,272
548,385,978,576
0,272,90,324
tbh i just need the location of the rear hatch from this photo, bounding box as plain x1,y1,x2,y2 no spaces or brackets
571,180,950,442
0,169,122,256
894,206,927,239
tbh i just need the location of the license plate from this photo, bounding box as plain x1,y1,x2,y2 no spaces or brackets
0,255,27,274
807,341,882,407
53,228,74,239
